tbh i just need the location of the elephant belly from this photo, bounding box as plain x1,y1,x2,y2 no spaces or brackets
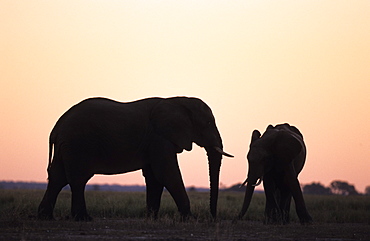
90,154,145,175
60,127,148,175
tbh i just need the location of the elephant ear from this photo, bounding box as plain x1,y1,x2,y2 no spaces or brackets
266,124,274,131
275,132,303,166
151,100,193,152
250,130,261,146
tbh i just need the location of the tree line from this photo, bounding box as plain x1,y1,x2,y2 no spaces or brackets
1,180,369,195
303,180,368,195
225,180,370,196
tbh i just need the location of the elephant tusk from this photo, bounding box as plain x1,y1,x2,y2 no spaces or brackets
214,147,234,158
252,177,263,187
239,176,263,188
239,178,248,188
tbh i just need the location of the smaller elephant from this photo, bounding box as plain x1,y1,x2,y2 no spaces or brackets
238,123,312,224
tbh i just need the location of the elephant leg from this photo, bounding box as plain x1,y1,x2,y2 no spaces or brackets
289,179,312,224
148,140,191,219
275,176,292,224
68,174,93,221
153,159,190,219
38,161,68,220
278,188,292,224
38,178,67,220
284,167,312,224
142,166,164,219
163,162,190,219
263,174,280,224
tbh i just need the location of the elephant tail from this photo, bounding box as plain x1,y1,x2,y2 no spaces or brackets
47,130,56,172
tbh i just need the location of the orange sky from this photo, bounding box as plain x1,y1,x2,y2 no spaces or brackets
1,1,369,192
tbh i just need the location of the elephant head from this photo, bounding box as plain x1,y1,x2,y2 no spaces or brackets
241,125,303,187
238,124,312,224
150,97,233,218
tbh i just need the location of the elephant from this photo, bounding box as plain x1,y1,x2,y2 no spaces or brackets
37,96,233,221
237,123,312,224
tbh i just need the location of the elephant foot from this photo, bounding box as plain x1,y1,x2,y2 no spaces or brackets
37,212,55,221
281,211,290,225
176,207,192,222
282,219,290,225
264,218,281,225
73,213,93,222
264,208,283,225
233,211,247,223
177,209,194,222
37,207,55,220
146,209,159,220
299,214,313,225
179,213,192,222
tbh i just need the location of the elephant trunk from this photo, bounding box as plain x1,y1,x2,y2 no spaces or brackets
238,183,256,219
238,174,262,219
206,147,222,219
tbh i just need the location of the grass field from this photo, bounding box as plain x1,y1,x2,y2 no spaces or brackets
0,189,369,240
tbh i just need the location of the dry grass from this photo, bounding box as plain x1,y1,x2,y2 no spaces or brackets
0,189,369,240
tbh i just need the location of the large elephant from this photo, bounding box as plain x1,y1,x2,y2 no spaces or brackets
238,123,312,224
38,97,233,221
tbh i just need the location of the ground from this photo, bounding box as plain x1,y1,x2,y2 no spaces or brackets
0,218,368,240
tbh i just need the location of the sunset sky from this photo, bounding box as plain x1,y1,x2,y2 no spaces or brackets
1,1,369,192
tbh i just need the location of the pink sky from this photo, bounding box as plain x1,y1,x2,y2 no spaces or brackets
1,1,369,192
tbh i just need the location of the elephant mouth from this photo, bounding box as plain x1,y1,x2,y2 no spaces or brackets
240,176,263,187
213,146,234,158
